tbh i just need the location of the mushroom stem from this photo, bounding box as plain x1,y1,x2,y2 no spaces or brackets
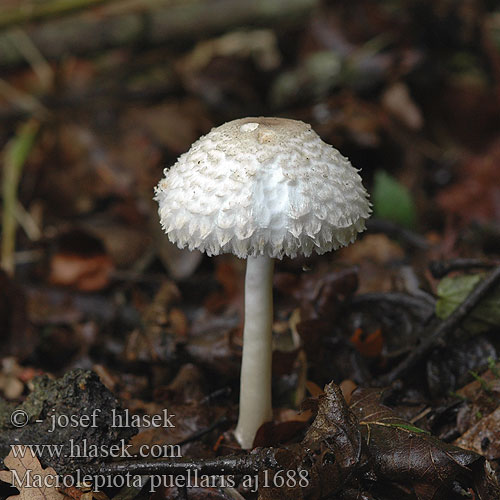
234,255,274,449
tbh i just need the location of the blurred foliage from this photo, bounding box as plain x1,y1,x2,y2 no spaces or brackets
436,274,500,334
372,170,417,228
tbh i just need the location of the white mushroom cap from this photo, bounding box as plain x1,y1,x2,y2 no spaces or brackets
155,117,371,259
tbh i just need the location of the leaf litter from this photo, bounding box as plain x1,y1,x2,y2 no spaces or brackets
1,1,500,499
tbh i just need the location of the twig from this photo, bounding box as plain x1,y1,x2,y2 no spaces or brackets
0,0,319,67
5,29,54,90
90,451,278,477
378,266,500,385
221,487,246,500
351,292,435,318
200,386,232,405
0,79,49,117
429,258,499,279
15,200,42,241
178,482,188,500
0,0,114,29
176,417,229,447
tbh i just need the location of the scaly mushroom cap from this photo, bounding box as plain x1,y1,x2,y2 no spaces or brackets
155,117,371,259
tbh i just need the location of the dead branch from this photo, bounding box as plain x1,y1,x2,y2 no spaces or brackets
0,0,318,67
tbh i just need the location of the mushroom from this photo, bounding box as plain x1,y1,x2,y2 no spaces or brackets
154,117,371,449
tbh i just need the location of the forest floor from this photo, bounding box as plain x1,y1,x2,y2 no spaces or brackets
0,1,500,499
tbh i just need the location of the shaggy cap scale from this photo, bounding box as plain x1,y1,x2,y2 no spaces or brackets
155,117,371,259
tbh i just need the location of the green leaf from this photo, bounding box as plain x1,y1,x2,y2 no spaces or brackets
372,170,417,228
436,274,500,334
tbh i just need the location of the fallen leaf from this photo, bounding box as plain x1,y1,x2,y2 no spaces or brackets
457,359,500,401
153,363,205,404
306,381,324,399
426,335,497,398
258,382,368,500
59,485,85,499
454,407,500,460
339,379,357,404
48,230,113,292
123,281,183,363
451,360,500,445
49,253,113,292
0,447,65,499
438,140,500,223
203,257,244,315
338,234,404,265
349,327,384,358
381,81,423,130
436,273,500,333
253,419,309,448
337,234,405,294
178,29,281,74
126,400,212,458
122,99,212,155
350,388,496,499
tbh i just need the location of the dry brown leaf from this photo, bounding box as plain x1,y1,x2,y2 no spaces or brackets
0,447,65,500
122,99,212,155
305,380,324,399
339,379,357,404
349,327,384,358
454,407,500,461
438,139,500,223
60,485,108,500
47,230,113,292
123,281,183,362
49,253,113,291
337,234,404,293
178,29,281,74
337,233,404,265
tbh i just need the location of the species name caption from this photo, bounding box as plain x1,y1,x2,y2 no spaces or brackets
7,409,311,493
